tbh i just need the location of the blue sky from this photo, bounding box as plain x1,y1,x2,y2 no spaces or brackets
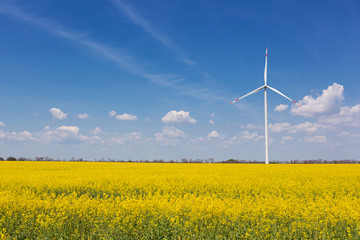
0,0,359,161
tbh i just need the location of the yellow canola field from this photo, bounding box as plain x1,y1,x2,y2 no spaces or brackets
0,162,360,239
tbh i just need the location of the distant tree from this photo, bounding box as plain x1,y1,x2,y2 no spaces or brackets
193,158,204,163
6,156,17,161
205,158,215,163
0,157,4,161
222,159,239,163
153,159,164,163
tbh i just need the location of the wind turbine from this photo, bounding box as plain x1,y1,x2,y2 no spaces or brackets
230,47,301,164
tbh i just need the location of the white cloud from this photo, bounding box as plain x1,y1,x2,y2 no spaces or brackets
291,83,344,117
222,131,267,146
338,131,350,136
245,124,262,130
319,104,360,127
0,130,36,141
281,136,294,144
304,135,327,143
161,110,196,124
207,130,220,138
210,112,215,118
109,110,117,117
41,126,141,144
56,126,79,135
162,126,186,138
9,131,35,141
110,132,142,144
87,135,103,144
292,122,325,133
269,103,359,135
153,126,186,146
269,121,331,133
241,131,264,141
77,113,89,119
0,122,6,127
0,131,5,139
42,125,88,142
43,126,50,130
49,108,67,120
337,131,360,137
189,136,207,143
224,136,239,145
90,127,103,135
209,120,215,125
269,103,359,136
115,113,138,120
0,126,143,146
274,104,288,112
269,122,291,132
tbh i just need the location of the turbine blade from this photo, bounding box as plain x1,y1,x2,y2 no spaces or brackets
264,47,268,85
267,85,301,107
230,85,265,104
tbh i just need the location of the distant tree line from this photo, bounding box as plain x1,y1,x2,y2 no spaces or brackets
0,156,359,164
220,159,360,164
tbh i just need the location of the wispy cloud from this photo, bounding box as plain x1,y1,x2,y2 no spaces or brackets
0,2,226,102
144,74,226,101
110,0,196,67
0,2,142,73
304,135,327,143
109,1,230,102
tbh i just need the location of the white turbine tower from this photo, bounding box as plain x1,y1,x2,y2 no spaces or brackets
231,47,301,164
